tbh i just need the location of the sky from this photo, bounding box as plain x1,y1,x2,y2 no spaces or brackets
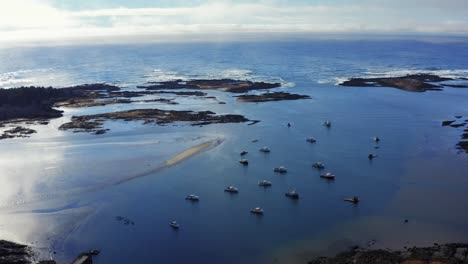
1,0,468,45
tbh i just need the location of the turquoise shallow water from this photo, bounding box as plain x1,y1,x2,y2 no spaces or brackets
0,39,468,263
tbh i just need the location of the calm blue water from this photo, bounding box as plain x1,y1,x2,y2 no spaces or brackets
1,39,468,264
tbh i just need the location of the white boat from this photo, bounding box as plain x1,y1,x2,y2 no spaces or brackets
250,207,264,214
306,137,317,143
320,172,335,180
259,147,271,153
312,162,325,169
373,137,380,142
224,185,239,193
239,159,249,165
285,189,300,199
258,180,272,187
185,194,199,201
169,221,180,229
274,166,287,173
344,196,359,204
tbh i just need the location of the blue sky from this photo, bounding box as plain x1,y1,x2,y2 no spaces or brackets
1,0,468,44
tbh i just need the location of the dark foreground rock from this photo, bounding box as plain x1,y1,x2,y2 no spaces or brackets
308,243,468,264
137,79,281,93
0,240,57,264
339,74,458,92
59,109,249,133
0,240,32,264
235,92,311,102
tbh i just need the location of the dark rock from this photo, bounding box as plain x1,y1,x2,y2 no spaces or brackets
94,129,108,135
151,91,207,96
339,74,455,92
0,240,56,264
137,79,281,93
442,120,456,126
450,123,466,128
0,84,119,122
0,126,37,140
60,109,249,134
235,92,310,102
457,141,468,153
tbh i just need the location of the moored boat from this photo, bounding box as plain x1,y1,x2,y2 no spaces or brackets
258,180,272,187
320,172,335,180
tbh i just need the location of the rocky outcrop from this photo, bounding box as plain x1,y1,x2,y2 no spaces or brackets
137,79,281,93
235,92,310,102
59,109,249,134
0,126,36,140
339,74,458,92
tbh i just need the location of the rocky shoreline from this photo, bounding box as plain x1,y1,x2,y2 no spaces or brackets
442,116,468,153
339,74,467,92
308,243,468,264
59,109,249,134
0,239,102,264
0,79,287,139
0,126,37,139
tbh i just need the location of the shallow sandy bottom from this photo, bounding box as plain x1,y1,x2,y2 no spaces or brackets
0,131,224,260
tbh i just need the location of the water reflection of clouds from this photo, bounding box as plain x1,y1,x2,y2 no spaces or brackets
0,130,217,256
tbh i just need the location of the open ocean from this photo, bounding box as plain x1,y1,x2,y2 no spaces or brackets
1,39,468,263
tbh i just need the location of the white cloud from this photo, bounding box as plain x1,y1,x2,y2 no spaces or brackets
0,1,467,45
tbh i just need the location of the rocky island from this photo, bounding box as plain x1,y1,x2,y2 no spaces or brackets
235,92,310,102
0,78,291,139
0,83,119,123
137,78,281,93
339,74,467,92
442,116,468,153
59,109,249,134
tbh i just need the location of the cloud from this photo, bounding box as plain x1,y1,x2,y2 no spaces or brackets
1,0,467,45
